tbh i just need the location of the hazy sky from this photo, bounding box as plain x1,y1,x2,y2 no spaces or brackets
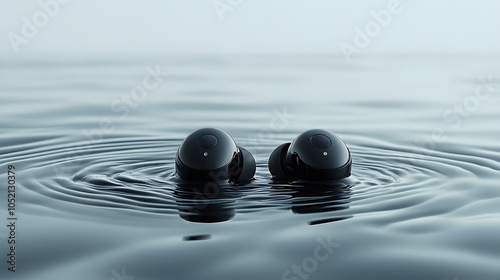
1,0,499,59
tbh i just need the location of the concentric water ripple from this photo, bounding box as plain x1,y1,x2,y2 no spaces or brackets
3,133,497,226
2,56,500,280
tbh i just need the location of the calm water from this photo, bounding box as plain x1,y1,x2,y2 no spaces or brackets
1,55,499,280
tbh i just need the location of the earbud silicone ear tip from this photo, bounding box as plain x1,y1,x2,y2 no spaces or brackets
233,147,256,182
268,143,294,181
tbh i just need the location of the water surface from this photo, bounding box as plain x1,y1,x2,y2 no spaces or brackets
0,55,499,280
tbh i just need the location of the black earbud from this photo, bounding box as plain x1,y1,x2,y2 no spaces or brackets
175,128,256,183
268,129,352,181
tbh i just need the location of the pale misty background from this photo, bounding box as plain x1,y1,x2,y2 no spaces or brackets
1,0,499,59
1,2,500,280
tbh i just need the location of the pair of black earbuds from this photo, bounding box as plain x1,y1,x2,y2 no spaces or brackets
175,128,352,183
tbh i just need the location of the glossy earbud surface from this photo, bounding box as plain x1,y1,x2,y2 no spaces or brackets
176,128,255,182
268,129,351,181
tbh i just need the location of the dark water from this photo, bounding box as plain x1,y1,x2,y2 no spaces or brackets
1,55,499,280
